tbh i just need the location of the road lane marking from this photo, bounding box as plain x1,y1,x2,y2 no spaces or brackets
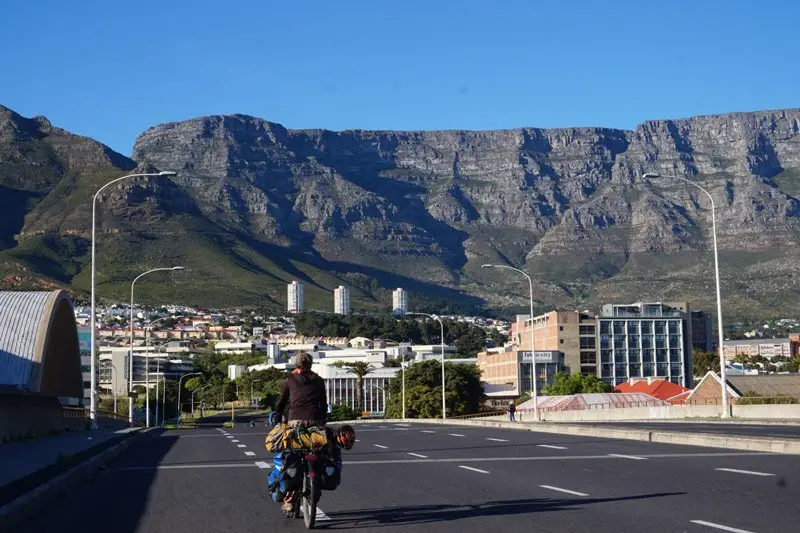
244,451,256,456
255,461,271,469
316,508,331,522
690,520,757,533
448,433,465,437
355,439,360,443
608,454,647,460
231,439,239,442
537,444,567,450
407,453,428,458
394,423,411,427
539,485,588,497
237,444,247,448
226,436,234,439
373,444,388,449
714,468,775,477
459,466,489,474
421,430,436,434
117,463,256,470
486,438,508,442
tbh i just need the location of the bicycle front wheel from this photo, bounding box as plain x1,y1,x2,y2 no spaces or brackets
302,474,317,529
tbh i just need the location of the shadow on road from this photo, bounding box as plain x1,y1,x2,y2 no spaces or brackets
316,492,686,529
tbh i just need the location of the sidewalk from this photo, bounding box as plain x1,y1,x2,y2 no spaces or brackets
0,427,140,506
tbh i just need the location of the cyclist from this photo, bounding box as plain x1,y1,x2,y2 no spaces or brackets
268,352,328,511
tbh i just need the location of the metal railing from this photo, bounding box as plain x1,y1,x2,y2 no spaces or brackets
450,410,507,420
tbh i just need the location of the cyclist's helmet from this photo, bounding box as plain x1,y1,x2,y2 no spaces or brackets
335,425,356,450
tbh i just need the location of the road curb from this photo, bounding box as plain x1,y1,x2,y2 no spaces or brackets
0,427,157,533
348,418,800,454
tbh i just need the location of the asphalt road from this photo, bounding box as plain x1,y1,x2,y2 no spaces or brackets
580,422,800,439
17,415,800,533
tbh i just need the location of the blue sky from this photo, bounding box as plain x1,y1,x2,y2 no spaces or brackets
1,0,798,155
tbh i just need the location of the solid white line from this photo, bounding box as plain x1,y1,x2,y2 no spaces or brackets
539,485,588,497
690,519,757,533
407,453,428,458
448,433,465,437
373,444,388,449
421,430,436,434
608,454,647,460
117,464,256,471
537,444,567,450
714,468,775,477
486,438,509,442
459,465,489,474
316,508,331,522
255,461,271,469
244,451,256,456
237,444,247,448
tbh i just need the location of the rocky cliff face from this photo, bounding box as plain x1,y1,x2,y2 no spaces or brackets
3,103,800,314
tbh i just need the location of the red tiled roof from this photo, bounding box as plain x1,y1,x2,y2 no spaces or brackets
613,379,690,402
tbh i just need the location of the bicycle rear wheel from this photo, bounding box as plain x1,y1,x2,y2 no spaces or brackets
302,473,318,529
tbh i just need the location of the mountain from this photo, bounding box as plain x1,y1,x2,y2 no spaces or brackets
3,103,800,317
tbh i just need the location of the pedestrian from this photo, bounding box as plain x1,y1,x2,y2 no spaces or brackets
508,401,516,422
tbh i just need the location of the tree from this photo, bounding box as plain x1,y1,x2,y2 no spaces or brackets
343,362,375,413
542,373,612,396
488,329,508,348
384,360,484,418
693,350,720,378
329,404,360,421
453,327,486,357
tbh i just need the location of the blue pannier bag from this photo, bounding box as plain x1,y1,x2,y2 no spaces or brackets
267,452,302,502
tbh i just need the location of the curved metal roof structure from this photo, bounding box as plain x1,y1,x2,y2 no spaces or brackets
0,290,82,398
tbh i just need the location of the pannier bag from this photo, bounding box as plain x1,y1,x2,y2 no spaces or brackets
265,423,329,452
316,451,343,491
267,452,302,502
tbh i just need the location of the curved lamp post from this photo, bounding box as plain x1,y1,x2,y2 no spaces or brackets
642,172,728,417
407,312,447,420
482,264,540,421
177,372,201,425
90,171,176,428
129,267,184,426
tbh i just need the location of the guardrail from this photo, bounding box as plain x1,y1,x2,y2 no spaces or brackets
450,411,507,420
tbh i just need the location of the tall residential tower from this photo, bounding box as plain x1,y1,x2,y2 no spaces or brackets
334,285,350,315
287,281,304,314
392,288,407,316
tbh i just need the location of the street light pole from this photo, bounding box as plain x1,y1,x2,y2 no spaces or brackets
407,312,447,419
90,171,176,429
129,266,184,426
192,384,213,418
177,372,201,425
146,319,184,430
642,172,729,417
482,264,540,421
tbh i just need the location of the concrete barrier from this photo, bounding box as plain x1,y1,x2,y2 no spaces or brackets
348,418,800,454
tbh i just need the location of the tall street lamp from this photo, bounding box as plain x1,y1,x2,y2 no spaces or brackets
129,266,184,426
192,384,213,418
407,312,447,420
482,264,540,421
90,170,176,429
642,172,729,417
177,372,201,425
145,317,185,428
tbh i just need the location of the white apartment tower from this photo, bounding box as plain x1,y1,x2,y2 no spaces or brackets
392,288,407,316
287,281,304,314
334,285,350,315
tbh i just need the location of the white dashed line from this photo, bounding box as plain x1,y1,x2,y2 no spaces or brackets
231,439,239,442
539,485,588,497
407,453,428,458
255,461,271,469
244,451,256,456
421,430,436,434
458,465,489,474
355,439,360,443
448,433,465,437
690,520,756,533
714,468,775,477
537,444,567,450
394,423,411,427
237,444,247,448
316,508,331,522
486,438,508,442
373,444,388,449
608,454,647,460
226,436,234,439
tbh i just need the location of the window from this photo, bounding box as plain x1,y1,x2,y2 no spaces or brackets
668,321,680,335
654,321,666,335
560,338,564,344
580,337,596,349
627,335,639,348
600,322,611,335
579,325,595,335
559,326,564,331
601,349,612,362
627,322,638,334
601,364,613,377
600,335,611,349
580,351,597,364
614,322,625,334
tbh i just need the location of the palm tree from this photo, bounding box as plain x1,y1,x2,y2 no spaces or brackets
344,362,375,413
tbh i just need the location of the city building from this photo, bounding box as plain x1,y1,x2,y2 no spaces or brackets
722,338,797,361
287,281,304,314
613,377,691,404
78,326,92,404
476,346,567,396
510,310,597,376
98,346,193,396
598,302,694,388
334,285,350,315
392,288,407,316
691,311,713,352
228,364,247,380
316,364,399,415
688,372,800,405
